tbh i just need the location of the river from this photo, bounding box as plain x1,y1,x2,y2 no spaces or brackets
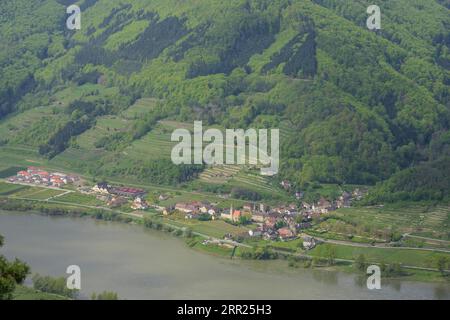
0,211,448,299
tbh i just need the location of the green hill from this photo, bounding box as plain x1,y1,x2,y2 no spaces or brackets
0,0,449,201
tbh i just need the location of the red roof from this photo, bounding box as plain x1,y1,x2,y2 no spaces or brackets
278,227,294,238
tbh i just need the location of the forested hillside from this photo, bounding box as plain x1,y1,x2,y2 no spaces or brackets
0,0,449,202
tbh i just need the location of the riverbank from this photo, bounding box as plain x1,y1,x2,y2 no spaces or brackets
1,211,448,299
1,197,449,285
12,286,69,300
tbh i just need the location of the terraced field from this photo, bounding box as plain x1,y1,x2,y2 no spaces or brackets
77,116,131,150
228,170,280,194
53,84,116,106
123,126,175,160
199,165,241,184
121,98,160,119
330,204,450,240
50,147,108,172
199,165,284,197
0,105,66,146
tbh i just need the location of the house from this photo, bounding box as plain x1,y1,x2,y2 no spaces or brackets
264,216,277,229
248,229,262,237
110,187,146,198
176,202,206,214
243,203,254,212
162,206,175,216
251,212,266,223
302,202,312,210
231,210,241,222
131,197,149,210
352,188,365,201
302,236,317,250
263,229,277,241
337,191,352,208
92,182,111,194
159,194,169,201
221,211,232,220
175,203,194,214
298,222,312,230
285,205,298,215
259,203,268,213
17,171,30,178
278,227,295,240
314,197,332,214
221,205,241,222
107,196,127,208
272,206,286,215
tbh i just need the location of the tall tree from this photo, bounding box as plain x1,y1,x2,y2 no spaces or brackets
0,235,30,300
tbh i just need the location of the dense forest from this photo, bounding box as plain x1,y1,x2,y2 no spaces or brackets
0,0,449,199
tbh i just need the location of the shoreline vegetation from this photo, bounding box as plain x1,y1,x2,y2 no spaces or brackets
1,197,448,284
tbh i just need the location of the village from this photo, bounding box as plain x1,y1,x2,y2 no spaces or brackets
155,186,364,249
7,167,80,188
6,167,365,250
83,179,365,243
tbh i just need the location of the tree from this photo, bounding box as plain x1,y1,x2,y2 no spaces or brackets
183,227,193,238
0,235,30,300
324,244,336,266
436,256,449,275
354,254,367,272
32,273,78,299
238,215,251,225
91,291,119,300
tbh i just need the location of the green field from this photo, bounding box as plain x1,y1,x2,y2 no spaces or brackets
55,192,103,206
193,243,234,257
0,182,29,195
8,186,53,198
12,286,69,300
15,188,68,201
121,98,160,119
310,243,449,269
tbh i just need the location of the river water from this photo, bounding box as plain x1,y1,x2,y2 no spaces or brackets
0,211,448,299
